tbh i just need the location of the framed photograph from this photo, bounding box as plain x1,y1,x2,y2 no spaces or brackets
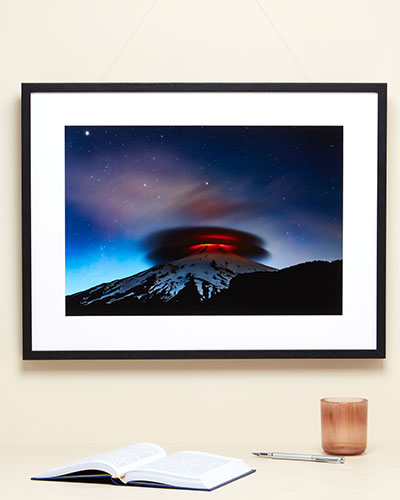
22,83,386,359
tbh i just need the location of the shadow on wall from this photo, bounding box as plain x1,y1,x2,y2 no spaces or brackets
20,358,385,374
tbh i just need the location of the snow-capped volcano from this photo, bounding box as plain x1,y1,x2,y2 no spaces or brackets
69,244,276,308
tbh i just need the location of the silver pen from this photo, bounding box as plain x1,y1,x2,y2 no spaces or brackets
252,452,344,464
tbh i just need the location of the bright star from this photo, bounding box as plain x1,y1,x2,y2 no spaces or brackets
85,130,90,136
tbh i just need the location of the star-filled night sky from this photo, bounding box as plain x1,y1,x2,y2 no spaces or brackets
65,126,342,295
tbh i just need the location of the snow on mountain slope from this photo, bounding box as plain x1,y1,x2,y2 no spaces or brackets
71,245,276,306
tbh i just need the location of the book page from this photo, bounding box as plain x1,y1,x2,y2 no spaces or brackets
134,451,233,477
37,443,166,478
124,451,252,489
79,443,166,475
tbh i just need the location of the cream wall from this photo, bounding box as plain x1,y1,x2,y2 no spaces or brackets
1,0,398,448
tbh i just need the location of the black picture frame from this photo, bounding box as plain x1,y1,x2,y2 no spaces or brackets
22,83,386,359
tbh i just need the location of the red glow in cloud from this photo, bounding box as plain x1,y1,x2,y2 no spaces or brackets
187,243,236,253
144,226,269,264
193,233,237,242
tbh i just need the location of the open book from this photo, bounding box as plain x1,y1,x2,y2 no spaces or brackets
33,443,255,491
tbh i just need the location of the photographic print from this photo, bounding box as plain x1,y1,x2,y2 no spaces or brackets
22,84,386,358
65,126,343,316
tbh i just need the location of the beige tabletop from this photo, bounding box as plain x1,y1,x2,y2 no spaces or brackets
1,441,399,499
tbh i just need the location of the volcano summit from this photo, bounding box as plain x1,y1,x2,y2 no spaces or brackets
66,227,342,316
66,242,276,315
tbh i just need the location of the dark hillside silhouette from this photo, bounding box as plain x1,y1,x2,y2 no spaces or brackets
66,260,342,316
